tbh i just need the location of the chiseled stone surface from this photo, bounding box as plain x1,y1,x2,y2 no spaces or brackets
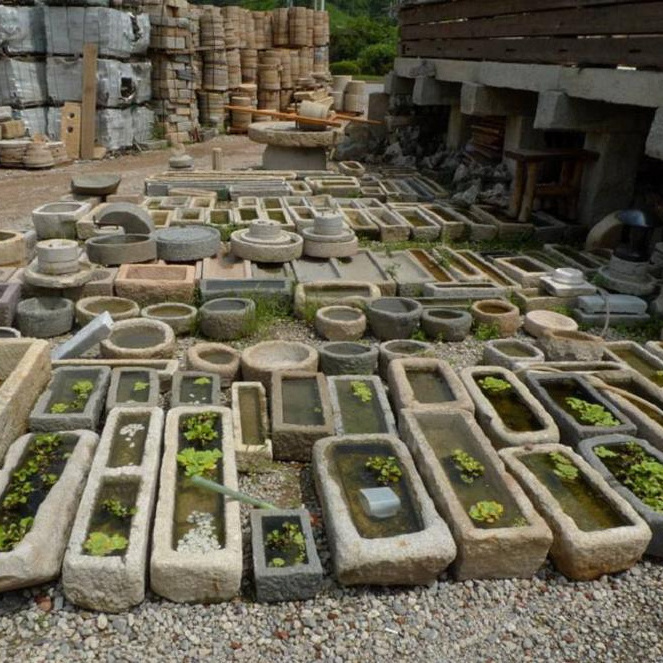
0,430,98,591
248,121,343,148
114,264,196,307
400,409,552,580
62,407,164,612
313,434,456,585
500,443,651,580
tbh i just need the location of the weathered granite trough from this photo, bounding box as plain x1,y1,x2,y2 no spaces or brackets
106,367,160,410
141,303,197,336
75,296,140,326
482,339,545,371
327,375,397,436
578,434,663,557
271,371,334,462
378,339,436,380
603,340,663,391
29,366,111,432
0,430,98,591
171,371,220,407
0,339,51,461
151,406,242,602
460,367,559,449
100,318,176,360
400,409,552,579
293,282,381,319
231,381,272,462
523,372,636,446
199,298,256,341
312,434,456,585
388,358,474,427
314,305,367,341
62,407,164,611
250,508,323,603
499,444,651,580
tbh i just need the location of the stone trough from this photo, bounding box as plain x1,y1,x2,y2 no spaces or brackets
231,381,272,462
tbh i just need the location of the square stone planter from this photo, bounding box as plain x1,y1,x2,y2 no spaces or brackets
171,371,221,408
482,339,546,371
106,367,160,411
271,372,334,462
0,429,98,591
62,407,164,611
388,358,474,429
578,434,663,558
250,508,323,603
460,366,559,449
499,443,650,580
327,375,397,436
151,406,242,602
312,434,456,585
29,366,111,432
0,339,51,462
400,408,552,579
523,372,636,446
231,381,273,462
114,263,196,307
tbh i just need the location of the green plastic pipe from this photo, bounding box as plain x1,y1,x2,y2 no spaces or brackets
190,475,278,510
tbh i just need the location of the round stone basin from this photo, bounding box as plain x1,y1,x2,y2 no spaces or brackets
199,348,235,364
76,296,139,325
241,340,319,386
474,301,513,315
111,326,166,349
324,342,372,356
0,327,20,338
324,307,363,322
40,202,81,214
371,298,420,314
101,318,176,359
426,309,466,321
204,299,249,313
382,340,433,356
144,304,192,318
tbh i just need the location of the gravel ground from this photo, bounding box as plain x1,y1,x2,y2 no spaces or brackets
3,319,663,662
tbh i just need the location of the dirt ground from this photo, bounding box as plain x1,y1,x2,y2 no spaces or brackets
0,135,265,231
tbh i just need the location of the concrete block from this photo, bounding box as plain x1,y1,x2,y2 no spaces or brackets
461,83,536,117
384,72,414,96
63,407,164,611
413,77,459,106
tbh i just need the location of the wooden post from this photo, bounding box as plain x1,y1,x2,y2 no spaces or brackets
80,43,98,161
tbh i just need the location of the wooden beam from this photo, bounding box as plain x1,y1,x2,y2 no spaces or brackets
80,43,98,161
60,102,81,159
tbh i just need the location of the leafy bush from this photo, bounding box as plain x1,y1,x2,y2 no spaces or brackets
357,42,396,76
330,60,360,76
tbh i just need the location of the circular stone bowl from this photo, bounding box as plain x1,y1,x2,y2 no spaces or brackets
85,234,157,266
155,225,220,262
319,342,378,376
421,308,473,342
141,302,197,336
315,305,366,341
36,239,79,275
199,298,256,341
186,342,241,387
378,339,435,379
100,318,176,359
470,299,521,338
523,309,579,339
366,297,423,341
241,340,319,389
16,297,74,338
75,296,140,326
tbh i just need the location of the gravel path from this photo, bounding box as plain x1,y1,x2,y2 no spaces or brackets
4,320,663,662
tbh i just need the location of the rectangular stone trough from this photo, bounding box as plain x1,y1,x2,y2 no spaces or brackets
327,375,397,436
200,278,292,308
151,406,242,602
106,367,160,410
469,205,534,241
331,250,396,296
115,264,197,307
291,257,341,283
340,208,380,240
0,429,98,591
460,366,559,449
493,256,553,288
454,250,520,290
512,287,576,314
422,281,507,300
578,434,663,557
313,433,456,585
434,247,485,282
364,208,410,243
0,339,51,461
523,372,636,446
499,443,651,580
419,204,466,241
293,281,380,318
603,341,663,391
250,508,323,603
393,207,441,241
407,249,456,285
62,407,164,611
201,250,252,280
373,251,436,297
171,371,221,407
271,372,334,462
400,409,552,579
388,358,474,427
231,381,273,462
29,366,111,432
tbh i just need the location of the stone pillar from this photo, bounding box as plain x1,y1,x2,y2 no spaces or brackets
446,105,471,150
579,132,646,227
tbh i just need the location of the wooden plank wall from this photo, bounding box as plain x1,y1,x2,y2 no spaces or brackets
398,0,663,69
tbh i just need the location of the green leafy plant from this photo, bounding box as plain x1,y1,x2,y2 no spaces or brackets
474,323,501,341
181,412,219,446
176,447,222,478
193,377,212,386
132,381,149,392
83,531,129,556
451,449,485,484
410,329,427,342
565,397,620,427
595,445,619,459
40,473,58,488
351,381,373,403
265,521,306,567
0,516,34,552
2,481,34,510
477,376,512,395
549,452,579,481
469,500,504,524
49,380,95,414
365,455,402,485
49,402,69,414
101,498,137,520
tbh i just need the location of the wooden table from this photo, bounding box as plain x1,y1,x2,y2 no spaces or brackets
506,148,599,222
